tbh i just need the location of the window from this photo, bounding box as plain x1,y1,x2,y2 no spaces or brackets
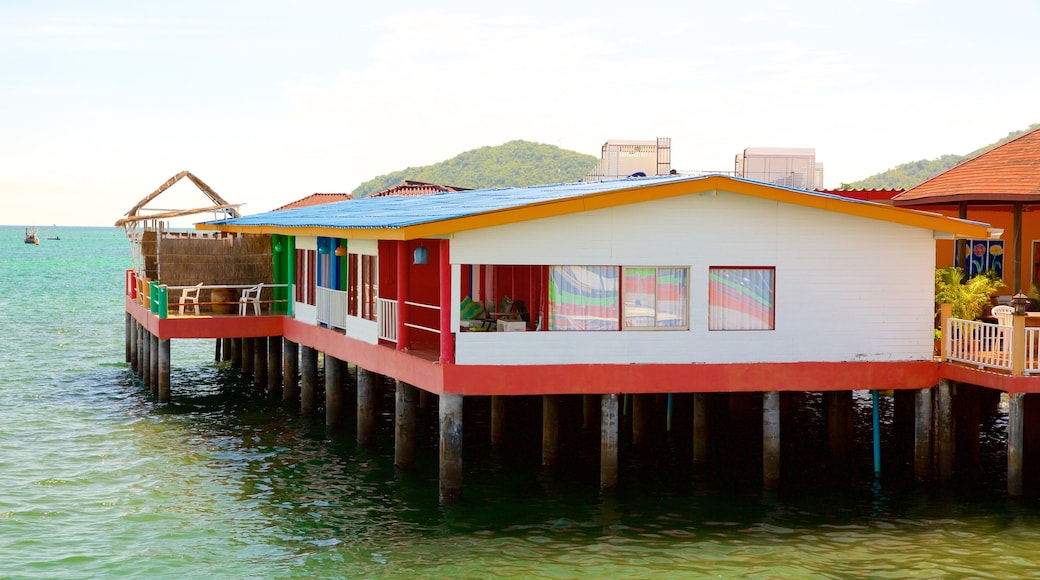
548,266,619,330
623,267,689,329
708,267,775,330
295,249,317,306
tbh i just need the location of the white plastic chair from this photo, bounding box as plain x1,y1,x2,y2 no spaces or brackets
992,305,1015,328
239,283,263,316
178,282,203,316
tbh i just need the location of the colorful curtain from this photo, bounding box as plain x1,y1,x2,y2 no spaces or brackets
623,267,688,328
708,267,774,330
549,266,619,330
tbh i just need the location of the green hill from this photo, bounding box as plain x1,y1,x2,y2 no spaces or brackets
351,140,599,198
841,123,1040,190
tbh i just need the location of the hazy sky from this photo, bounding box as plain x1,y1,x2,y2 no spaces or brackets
3,0,1038,227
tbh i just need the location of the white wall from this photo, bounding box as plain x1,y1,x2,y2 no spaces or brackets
453,190,937,365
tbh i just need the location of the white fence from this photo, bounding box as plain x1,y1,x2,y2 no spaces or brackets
945,318,1040,374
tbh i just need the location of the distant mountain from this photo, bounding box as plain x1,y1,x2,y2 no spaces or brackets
351,140,599,198
841,123,1040,190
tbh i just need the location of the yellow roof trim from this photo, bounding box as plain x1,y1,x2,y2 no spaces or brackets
198,175,990,240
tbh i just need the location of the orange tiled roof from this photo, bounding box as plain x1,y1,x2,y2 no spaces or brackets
893,126,1040,205
367,180,469,198
274,193,353,211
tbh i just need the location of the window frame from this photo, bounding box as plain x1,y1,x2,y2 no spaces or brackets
622,266,690,330
707,266,775,331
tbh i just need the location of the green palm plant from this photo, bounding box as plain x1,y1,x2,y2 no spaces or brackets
935,266,1005,320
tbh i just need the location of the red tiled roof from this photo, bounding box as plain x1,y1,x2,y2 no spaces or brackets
274,193,352,211
893,126,1040,205
367,180,469,198
815,188,902,203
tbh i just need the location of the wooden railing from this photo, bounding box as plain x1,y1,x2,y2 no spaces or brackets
945,317,1040,374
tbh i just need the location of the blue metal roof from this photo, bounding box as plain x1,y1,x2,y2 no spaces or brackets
208,174,704,230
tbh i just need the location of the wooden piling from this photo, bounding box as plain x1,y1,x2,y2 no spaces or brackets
300,345,318,416
600,393,620,489
542,395,559,467
253,336,267,386
936,380,954,482
395,381,418,470
763,391,780,490
632,394,648,446
693,393,709,472
125,313,132,363
325,355,344,430
915,387,933,482
283,339,299,405
158,338,171,403
149,333,158,395
1009,392,1024,497
439,392,463,503
130,319,139,372
491,395,506,446
241,337,254,376
357,367,378,447
267,336,282,399
221,338,232,362
826,390,852,465
583,394,598,430
230,338,242,368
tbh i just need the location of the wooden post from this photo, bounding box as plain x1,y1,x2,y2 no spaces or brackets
439,392,464,503
140,327,150,384
1013,311,1026,376
763,391,780,490
241,337,254,376
395,381,418,470
130,319,139,372
600,394,619,489
542,395,559,467
158,338,171,404
936,380,954,482
583,394,598,430
221,338,232,362
300,345,318,416
283,339,299,406
491,396,506,446
149,333,159,395
939,303,951,360
693,393,709,472
125,313,132,363
230,337,242,368
267,336,282,398
357,367,378,447
325,355,344,430
915,387,933,482
632,394,648,446
1009,392,1025,497
253,336,267,386
826,390,852,465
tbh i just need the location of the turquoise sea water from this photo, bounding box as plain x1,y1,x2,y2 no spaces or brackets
4,225,1040,578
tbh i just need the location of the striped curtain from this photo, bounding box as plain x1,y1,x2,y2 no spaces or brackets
708,267,774,330
549,266,619,330
623,267,688,328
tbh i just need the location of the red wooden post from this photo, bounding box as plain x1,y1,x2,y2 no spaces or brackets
396,240,409,350
439,239,454,364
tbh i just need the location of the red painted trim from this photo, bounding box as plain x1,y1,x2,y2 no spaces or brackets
127,297,285,340
940,362,1040,393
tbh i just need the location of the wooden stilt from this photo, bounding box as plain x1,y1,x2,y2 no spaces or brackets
241,337,254,376
140,327,150,384
158,338,171,403
214,338,221,362
583,394,598,430
253,336,267,386
283,339,299,406
826,390,852,465
693,393,709,472
491,395,506,446
149,333,158,395
221,338,232,362
936,380,954,482
915,387,933,482
231,338,242,368
357,367,378,447
1009,392,1025,497
600,393,619,489
763,390,780,490
542,395,559,467
632,394,648,446
395,381,418,470
439,392,464,503
130,319,139,372
125,313,132,363
300,345,318,416
267,336,282,398
325,355,344,430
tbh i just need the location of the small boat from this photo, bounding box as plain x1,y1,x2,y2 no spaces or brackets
24,227,39,245
46,235,60,241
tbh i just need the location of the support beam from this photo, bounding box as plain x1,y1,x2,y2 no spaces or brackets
395,381,418,470
241,337,254,376
632,394,649,446
158,338,171,403
267,336,282,399
253,336,267,387
1009,392,1024,498
826,390,852,465
125,313,132,363
357,368,379,447
149,332,159,395
439,393,463,503
130,319,139,372
583,394,598,430
221,338,232,362
600,394,620,489
300,345,318,416
230,337,242,368
542,395,559,468
763,391,780,490
283,339,299,406
491,396,506,446
141,327,150,385
325,355,344,430
915,387,933,482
